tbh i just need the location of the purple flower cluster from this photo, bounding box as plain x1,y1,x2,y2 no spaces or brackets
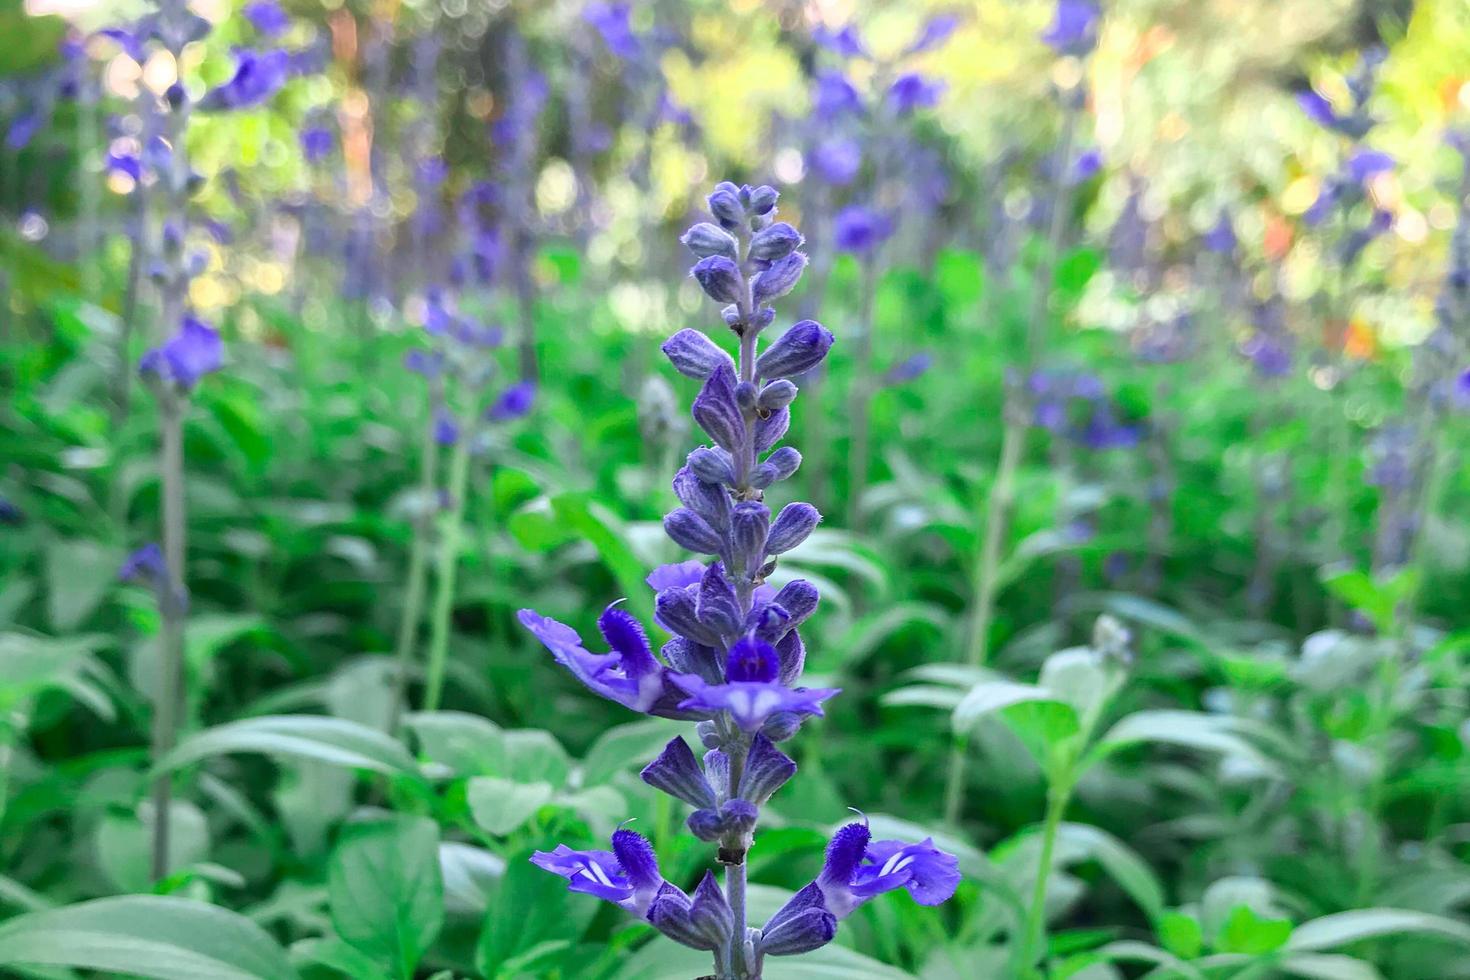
1030,370,1140,450
520,183,958,972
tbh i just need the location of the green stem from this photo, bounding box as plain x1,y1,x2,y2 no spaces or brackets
944,96,1078,828
421,423,472,714
151,396,187,882
1024,780,1073,971
389,429,440,729
844,254,879,529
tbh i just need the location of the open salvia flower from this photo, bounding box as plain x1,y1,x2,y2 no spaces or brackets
520,182,959,976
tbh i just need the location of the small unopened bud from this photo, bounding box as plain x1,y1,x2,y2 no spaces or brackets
750,222,802,263
691,256,743,304
681,222,739,260
757,380,798,412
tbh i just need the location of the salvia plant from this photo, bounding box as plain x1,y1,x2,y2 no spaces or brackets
517,181,959,976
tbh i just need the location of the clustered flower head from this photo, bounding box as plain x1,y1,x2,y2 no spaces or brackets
519,182,959,973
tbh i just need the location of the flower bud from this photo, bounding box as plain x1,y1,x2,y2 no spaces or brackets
731,502,771,576
735,381,759,413
696,562,742,637
746,184,779,215
656,585,724,646
749,222,802,262
640,737,717,808
756,320,834,379
751,252,807,305
767,502,820,554
664,508,725,555
688,447,734,486
754,407,790,453
691,256,743,304
762,447,802,483
681,221,739,260
760,711,805,743
662,328,734,380
691,364,746,453
707,182,744,229
757,380,798,412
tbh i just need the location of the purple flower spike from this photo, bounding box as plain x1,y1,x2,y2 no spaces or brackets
809,136,862,186
1071,148,1103,183
488,381,536,421
673,637,839,733
243,0,290,37
907,13,960,55
1203,211,1237,254
813,23,866,59
517,605,685,716
1041,0,1100,55
812,71,862,121
585,2,640,61
299,126,332,163
139,315,223,391
119,543,167,583
832,205,893,255
204,48,290,111
1297,90,1338,129
1347,148,1394,183
888,73,945,115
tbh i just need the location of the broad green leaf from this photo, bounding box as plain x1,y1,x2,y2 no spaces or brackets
1285,908,1470,951
0,895,296,979
1089,711,1278,775
502,728,572,787
466,776,554,836
881,684,965,711
439,843,505,917
952,680,1074,735
328,815,444,978
94,801,209,893
1216,904,1292,954
1057,824,1166,923
1093,940,1205,980
580,718,683,785
476,851,597,978
550,493,655,624
0,632,108,714
405,711,507,776
1039,647,1124,730
1157,911,1204,959
154,714,418,776
46,539,121,631
831,602,949,666
1279,953,1383,980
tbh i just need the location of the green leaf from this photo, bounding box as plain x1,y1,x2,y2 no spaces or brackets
1285,908,1470,951
94,801,209,893
580,718,683,785
0,632,108,714
1091,941,1205,980
952,680,1075,737
466,776,555,836
0,895,296,979
405,711,507,776
46,539,121,631
550,493,655,624
1058,824,1166,924
154,714,418,776
502,728,572,787
328,815,444,978
1279,953,1383,980
476,852,597,978
1157,911,1204,959
1089,710,1278,775
1216,905,1292,955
